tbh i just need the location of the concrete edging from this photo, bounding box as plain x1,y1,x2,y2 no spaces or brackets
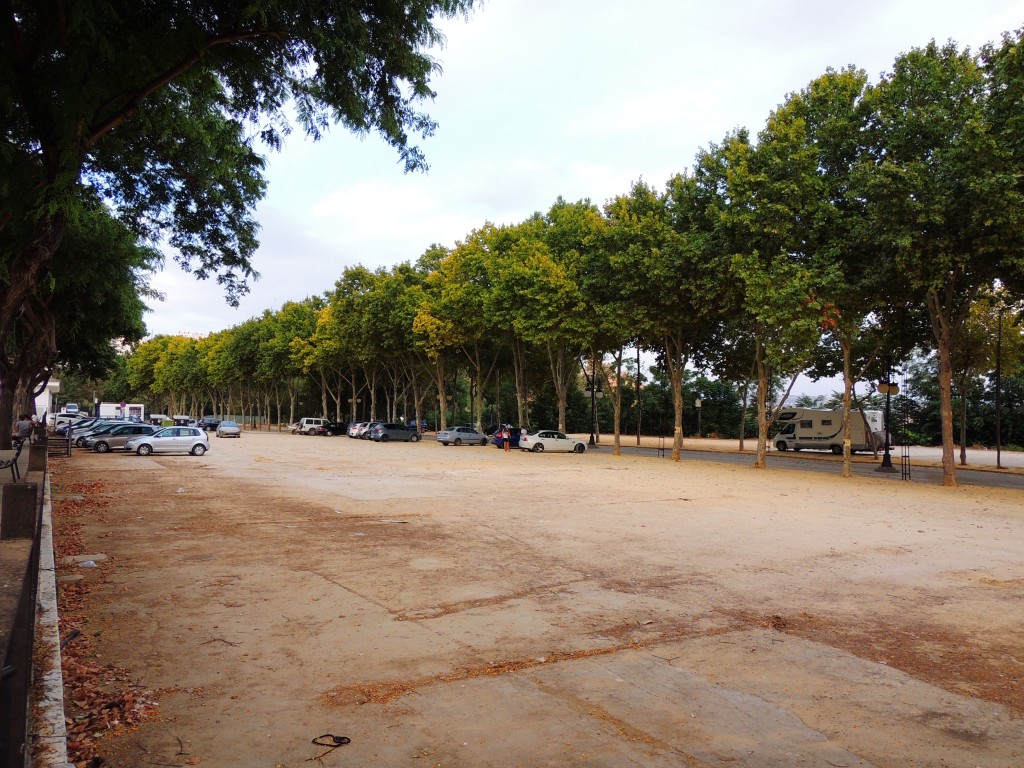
32,475,73,768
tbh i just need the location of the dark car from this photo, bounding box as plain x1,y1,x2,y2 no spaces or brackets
490,427,522,449
57,417,99,436
85,424,159,453
72,420,133,447
197,416,221,431
310,421,347,436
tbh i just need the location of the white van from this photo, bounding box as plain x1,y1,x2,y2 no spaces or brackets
773,408,883,454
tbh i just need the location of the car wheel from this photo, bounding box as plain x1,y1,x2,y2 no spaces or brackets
831,445,843,455
291,428,298,434
573,443,585,453
75,436,87,447
454,438,462,446
192,444,207,456
775,441,788,452
480,438,488,445
95,442,109,453
410,434,421,442
137,444,153,456
441,441,449,446
380,434,390,442
532,443,544,453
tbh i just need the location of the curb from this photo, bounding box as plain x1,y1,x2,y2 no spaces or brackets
33,475,73,768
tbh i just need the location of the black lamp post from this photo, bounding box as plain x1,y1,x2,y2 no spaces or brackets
876,380,897,473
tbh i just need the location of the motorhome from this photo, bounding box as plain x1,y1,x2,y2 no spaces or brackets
99,402,146,421
772,408,884,454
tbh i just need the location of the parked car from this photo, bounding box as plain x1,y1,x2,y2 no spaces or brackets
309,421,346,436
56,416,98,435
347,422,365,438
358,421,382,439
197,416,221,431
436,426,489,446
85,424,159,453
290,417,342,435
490,427,522,449
216,420,241,438
124,426,210,456
73,420,133,447
370,423,422,442
405,419,429,432
519,430,587,453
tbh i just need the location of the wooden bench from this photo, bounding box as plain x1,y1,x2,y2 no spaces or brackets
46,436,71,458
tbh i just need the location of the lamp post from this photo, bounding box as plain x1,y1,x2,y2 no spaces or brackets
586,359,602,447
694,398,702,438
347,397,361,423
876,381,897,473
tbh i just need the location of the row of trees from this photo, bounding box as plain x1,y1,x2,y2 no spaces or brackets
109,32,1024,486
1,0,478,446
14,20,1024,486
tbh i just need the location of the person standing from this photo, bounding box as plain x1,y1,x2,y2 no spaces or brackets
502,425,510,452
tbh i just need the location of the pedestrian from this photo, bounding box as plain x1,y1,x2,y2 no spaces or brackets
502,424,510,452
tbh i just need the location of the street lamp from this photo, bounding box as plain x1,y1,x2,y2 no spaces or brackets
585,369,602,446
694,398,702,438
876,381,897,473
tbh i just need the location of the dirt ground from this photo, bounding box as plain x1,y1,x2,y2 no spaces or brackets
46,431,1024,767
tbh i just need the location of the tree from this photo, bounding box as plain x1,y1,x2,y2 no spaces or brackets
860,40,1024,485
0,189,155,442
1,0,476,432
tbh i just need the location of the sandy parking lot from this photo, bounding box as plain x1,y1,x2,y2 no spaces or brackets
47,431,1024,767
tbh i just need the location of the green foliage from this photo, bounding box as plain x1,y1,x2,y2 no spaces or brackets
64,23,1024,469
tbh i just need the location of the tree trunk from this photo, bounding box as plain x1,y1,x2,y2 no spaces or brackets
546,344,578,434
612,348,623,456
926,290,958,486
511,339,529,429
841,336,853,478
431,357,448,431
754,338,769,469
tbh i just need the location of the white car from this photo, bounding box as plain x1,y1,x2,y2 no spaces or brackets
519,430,587,453
436,426,489,446
124,426,210,456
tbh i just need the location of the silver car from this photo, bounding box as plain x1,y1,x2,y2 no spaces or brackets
436,426,489,446
125,426,210,456
216,420,241,438
370,423,421,442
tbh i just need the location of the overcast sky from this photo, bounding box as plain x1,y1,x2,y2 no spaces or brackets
144,0,1024,391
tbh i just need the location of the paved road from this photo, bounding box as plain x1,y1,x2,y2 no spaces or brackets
603,443,1024,491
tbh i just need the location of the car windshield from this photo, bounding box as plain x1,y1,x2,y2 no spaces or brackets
221,421,238,427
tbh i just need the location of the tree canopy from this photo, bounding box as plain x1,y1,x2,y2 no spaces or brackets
1,0,476,439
